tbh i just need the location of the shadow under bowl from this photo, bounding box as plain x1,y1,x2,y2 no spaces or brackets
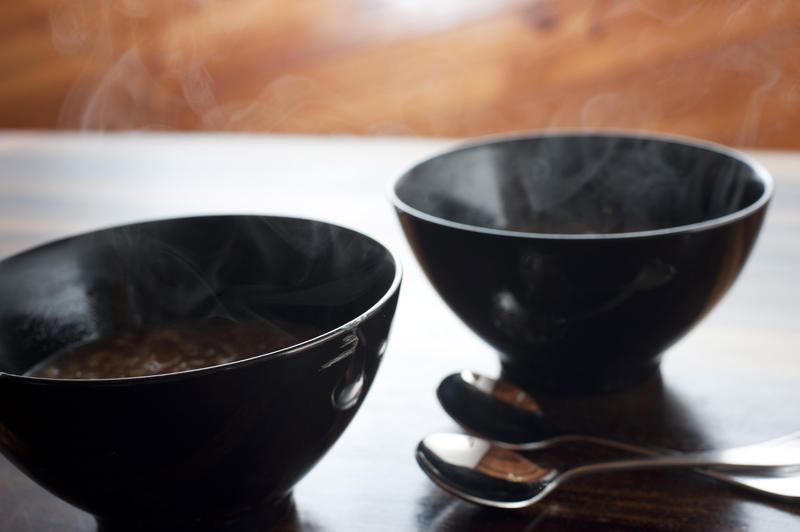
392,132,772,395
0,215,401,531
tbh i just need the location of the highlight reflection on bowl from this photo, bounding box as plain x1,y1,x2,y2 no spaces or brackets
0,215,401,531
393,132,772,395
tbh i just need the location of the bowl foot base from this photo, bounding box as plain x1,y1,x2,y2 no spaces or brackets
500,360,661,396
96,493,294,532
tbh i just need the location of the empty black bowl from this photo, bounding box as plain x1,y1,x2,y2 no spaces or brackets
392,132,772,395
0,215,401,531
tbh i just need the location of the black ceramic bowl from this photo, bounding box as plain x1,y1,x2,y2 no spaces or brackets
392,132,772,395
0,215,401,531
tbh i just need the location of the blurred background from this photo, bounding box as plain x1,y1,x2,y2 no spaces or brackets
2,0,799,148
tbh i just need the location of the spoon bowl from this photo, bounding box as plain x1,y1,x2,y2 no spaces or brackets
437,370,555,445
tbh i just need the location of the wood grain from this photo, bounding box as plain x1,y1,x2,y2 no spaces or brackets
0,133,799,530
2,1,800,148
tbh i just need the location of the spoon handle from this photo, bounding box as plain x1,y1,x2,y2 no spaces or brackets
554,433,800,486
530,445,800,507
556,431,800,470
511,433,800,498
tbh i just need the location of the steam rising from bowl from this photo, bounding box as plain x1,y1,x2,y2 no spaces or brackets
0,214,401,530
393,132,772,394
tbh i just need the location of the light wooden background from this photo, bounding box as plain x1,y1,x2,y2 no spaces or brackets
2,0,800,148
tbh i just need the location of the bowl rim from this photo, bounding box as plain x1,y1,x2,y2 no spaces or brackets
390,129,774,241
0,214,403,385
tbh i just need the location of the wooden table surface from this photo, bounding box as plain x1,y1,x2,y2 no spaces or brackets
3,0,800,149
0,132,799,531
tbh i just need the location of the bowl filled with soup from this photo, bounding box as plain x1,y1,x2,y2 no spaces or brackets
0,215,401,531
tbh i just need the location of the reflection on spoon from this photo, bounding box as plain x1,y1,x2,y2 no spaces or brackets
437,370,555,446
416,433,800,509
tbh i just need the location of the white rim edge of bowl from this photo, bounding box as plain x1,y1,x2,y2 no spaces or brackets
389,130,775,241
2,214,403,383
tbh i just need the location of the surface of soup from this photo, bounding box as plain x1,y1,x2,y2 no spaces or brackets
25,319,322,379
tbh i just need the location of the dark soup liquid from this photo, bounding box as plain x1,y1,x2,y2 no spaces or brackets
25,320,323,379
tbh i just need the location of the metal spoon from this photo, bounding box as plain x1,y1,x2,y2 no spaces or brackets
436,370,800,498
416,433,800,508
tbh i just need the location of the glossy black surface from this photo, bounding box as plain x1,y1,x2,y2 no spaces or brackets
416,433,547,507
437,372,555,444
393,133,772,395
0,215,401,531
